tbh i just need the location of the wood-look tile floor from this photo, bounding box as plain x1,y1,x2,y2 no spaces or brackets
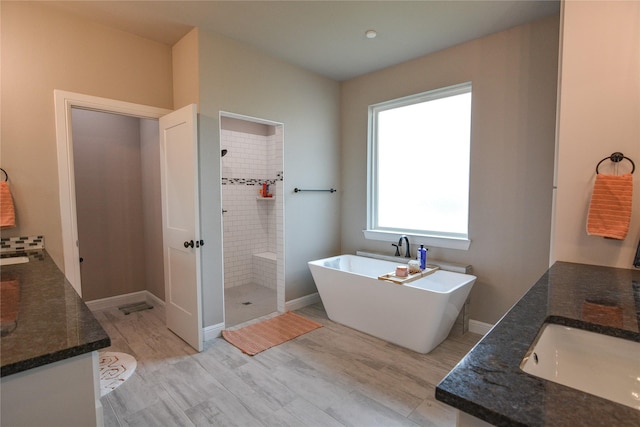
95,302,481,427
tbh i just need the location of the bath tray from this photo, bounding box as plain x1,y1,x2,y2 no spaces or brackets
378,265,439,285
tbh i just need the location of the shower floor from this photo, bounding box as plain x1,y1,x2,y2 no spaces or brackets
224,283,277,327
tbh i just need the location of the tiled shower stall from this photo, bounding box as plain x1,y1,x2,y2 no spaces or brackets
221,118,284,324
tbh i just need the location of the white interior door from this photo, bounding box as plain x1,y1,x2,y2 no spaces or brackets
159,104,203,351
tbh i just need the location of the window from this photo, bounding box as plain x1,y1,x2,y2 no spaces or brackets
366,82,472,249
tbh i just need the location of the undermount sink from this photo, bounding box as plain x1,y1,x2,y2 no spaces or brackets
0,256,29,266
520,323,640,410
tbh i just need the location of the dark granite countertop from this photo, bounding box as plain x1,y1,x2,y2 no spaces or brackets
436,261,640,426
1,250,110,377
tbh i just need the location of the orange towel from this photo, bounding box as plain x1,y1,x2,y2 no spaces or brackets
586,173,633,240
0,181,16,228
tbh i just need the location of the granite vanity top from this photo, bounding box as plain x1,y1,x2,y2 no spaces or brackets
436,261,640,426
0,250,110,377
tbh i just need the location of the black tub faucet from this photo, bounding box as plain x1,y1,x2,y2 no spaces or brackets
392,242,401,256
395,235,410,258
391,235,411,257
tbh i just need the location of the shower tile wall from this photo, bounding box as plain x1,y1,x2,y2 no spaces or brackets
222,127,282,289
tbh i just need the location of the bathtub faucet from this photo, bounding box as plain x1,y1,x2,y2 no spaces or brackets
394,235,411,258
392,243,401,257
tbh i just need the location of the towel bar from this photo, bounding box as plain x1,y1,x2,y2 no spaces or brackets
294,188,336,193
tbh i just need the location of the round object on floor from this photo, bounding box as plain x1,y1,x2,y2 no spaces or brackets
98,351,137,396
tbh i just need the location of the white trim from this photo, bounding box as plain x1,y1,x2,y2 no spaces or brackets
362,230,471,251
204,323,225,341
220,110,283,127
84,291,148,312
469,319,493,336
54,90,171,296
370,82,473,111
285,292,321,311
145,291,165,308
84,290,165,312
219,111,287,317
367,82,472,247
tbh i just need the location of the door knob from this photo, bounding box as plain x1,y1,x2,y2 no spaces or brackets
195,240,204,248
184,240,194,248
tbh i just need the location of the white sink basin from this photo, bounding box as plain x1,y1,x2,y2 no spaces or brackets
521,323,640,410
0,256,29,266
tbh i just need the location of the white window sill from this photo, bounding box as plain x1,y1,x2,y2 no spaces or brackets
362,230,471,251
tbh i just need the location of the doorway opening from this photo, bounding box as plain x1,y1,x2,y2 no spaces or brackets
220,113,284,327
70,108,164,303
54,90,171,297
57,93,203,351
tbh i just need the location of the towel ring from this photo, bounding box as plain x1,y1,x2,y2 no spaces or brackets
0,168,7,182
595,152,635,174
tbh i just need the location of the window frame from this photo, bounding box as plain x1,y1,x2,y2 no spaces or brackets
365,82,472,251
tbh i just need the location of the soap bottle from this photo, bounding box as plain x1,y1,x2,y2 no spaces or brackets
419,245,427,270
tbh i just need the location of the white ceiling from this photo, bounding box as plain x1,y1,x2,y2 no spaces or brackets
48,1,560,81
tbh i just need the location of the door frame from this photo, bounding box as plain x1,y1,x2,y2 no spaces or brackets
54,90,170,296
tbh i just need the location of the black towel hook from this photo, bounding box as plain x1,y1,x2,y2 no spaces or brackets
0,168,7,182
595,152,635,174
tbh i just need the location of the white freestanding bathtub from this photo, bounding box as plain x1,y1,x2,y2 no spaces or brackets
308,254,476,353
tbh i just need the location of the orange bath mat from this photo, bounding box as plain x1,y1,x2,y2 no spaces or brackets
222,312,322,356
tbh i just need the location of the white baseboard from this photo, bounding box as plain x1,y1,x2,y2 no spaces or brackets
85,290,165,312
204,322,225,341
85,291,148,312
285,292,321,311
469,319,493,336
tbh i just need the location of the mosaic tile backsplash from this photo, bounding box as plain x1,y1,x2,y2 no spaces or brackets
222,177,280,186
1,236,45,253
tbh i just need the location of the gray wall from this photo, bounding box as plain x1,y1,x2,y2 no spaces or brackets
341,15,560,325
140,118,165,300
195,30,342,327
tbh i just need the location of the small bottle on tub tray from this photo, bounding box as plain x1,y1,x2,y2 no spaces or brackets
418,245,427,270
